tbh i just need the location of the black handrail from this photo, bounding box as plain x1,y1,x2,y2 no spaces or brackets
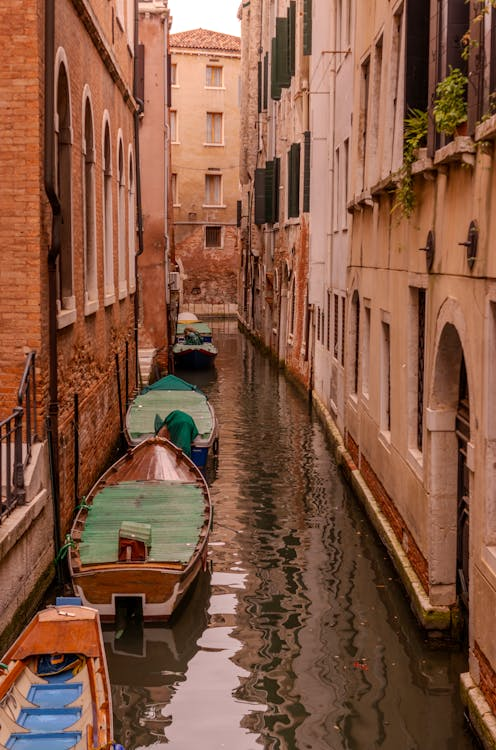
0,352,38,523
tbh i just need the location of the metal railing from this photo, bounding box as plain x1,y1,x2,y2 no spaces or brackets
0,352,38,522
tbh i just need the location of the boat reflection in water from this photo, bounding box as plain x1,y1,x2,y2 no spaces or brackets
104,572,211,748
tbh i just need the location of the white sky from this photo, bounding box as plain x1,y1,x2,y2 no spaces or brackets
168,0,241,37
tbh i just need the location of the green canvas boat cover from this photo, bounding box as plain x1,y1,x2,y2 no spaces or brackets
154,410,199,457
79,480,206,565
127,377,213,442
172,342,218,355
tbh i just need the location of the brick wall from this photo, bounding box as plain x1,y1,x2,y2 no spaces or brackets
474,641,496,715
347,434,430,594
175,225,239,305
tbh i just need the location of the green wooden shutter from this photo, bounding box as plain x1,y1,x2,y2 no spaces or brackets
265,161,275,224
289,2,296,77
271,37,282,100
303,0,312,56
263,52,269,109
258,60,263,113
255,168,266,225
274,157,280,224
276,17,291,88
303,131,310,213
288,143,301,218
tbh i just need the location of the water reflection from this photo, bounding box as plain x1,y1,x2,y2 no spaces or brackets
106,322,479,750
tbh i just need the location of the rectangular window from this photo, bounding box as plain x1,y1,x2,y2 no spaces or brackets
317,306,321,342
417,288,426,451
205,226,222,248
171,173,178,205
358,57,370,192
326,290,331,350
171,63,177,86
352,291,360,395
206,65,223,87
205,173,222,205
333,293,339,359
333,146,339,232
340,295,345,366
170,110,178,142
341,138,349,229
206,112,223,144
381,319,391,433
287,142,301,218
362,303,371,397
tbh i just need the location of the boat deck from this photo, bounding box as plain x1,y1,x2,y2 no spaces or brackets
79,480,207,566
127,389,213,442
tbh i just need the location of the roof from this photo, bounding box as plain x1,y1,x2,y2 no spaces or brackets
170,28,241,53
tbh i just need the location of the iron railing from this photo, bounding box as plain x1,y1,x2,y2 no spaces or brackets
0,352,37,522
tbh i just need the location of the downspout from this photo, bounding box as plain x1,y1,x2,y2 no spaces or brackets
134,0,144,387
44,0,62,544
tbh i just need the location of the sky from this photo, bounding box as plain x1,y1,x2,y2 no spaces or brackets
167,0,241,37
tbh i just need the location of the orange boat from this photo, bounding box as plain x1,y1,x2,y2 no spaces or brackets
0,599,123,750
68,437,213,623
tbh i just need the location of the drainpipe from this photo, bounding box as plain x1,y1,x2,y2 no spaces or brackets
134,0,144,387
44,0,62,543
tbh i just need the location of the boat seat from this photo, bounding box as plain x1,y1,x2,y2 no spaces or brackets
0,706,29,745
4,730,82,748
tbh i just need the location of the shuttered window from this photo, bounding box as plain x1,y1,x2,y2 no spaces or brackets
204,174,222,205
206,112,223,144
271,15,292,100
255,168,266,225
264,158,280,224
258,61,263,113
287,143,300,218
303,131,311,213
271,37,282,100
289,1,296,77
405,0,429,113
263,52,269,109
206,65,223,87
303,0,312,56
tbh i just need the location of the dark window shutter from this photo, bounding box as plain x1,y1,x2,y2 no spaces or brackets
237,200,242,228
303,0,312,56
136,43,145,107
265,160,275,223
288,143,301,218
446,0,469,72
167,53,172,108
427,4,440,156
274,157,280,223
258,61,263,113
276,17,291,88
255,168,266,225
263,52,269,109
303,131,311,213
271,37,282,100
405,0,429,112
289,1,296,77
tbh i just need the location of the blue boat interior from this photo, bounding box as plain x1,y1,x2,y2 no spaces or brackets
4,667,83,749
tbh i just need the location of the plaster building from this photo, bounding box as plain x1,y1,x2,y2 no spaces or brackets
170,28,241,317
344,1,496,745
238,0,496,745
0,0,140,649
238,0,311,388
138,0,176,380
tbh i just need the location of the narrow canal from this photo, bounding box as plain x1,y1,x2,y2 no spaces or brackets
105,320,479,749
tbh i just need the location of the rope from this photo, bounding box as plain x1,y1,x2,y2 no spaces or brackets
55,534,75,563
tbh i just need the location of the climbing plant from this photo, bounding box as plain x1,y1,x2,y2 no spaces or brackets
392,107,428,219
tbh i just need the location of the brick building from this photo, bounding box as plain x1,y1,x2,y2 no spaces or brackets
238,0,311,387
170,28,240,317
0,0,140,646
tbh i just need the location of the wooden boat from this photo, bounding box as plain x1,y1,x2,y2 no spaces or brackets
125,374,219,469
0,598,122,750
68,437,213,623
172,312,217,369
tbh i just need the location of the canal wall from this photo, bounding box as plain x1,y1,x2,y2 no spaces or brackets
0,442,55,655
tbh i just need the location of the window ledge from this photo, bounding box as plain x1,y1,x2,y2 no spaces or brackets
433,136,475,167
118,283,128,300
411,147,435,178
84,298,99,317
481,546,496,587
475,114,496,142
205,86,226,90
378,429,391,452
407,447,424,479
104,290,115,307
202,204,226,209
203,142,225,147
57,305,76,330
128,281,136,295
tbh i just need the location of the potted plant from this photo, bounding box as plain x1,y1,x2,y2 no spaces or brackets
433,66,468,137
393,107,428,218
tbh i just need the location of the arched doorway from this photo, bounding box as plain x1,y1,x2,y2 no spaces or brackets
428,319,471,634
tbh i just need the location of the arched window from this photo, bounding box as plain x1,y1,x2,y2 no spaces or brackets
103,119,114,305
117,137,127,298
83,93,97,314
128,150,136,293
56,61,74,320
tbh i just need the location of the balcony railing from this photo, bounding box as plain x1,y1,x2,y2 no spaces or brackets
0,352,38,523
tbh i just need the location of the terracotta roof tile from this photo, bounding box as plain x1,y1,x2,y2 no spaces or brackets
170,28,241,53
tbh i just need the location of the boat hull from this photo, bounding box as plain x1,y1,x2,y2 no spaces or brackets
173,347,217,369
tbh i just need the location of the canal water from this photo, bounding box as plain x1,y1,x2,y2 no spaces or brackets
105,320,479,749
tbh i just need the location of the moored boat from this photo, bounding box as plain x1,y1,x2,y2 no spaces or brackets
0,598,122,750
68,437,213,623
173,312,217,369
125,374,219,469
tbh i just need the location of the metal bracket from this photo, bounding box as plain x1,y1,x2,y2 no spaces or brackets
458,221,478,270
419,230,435,272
